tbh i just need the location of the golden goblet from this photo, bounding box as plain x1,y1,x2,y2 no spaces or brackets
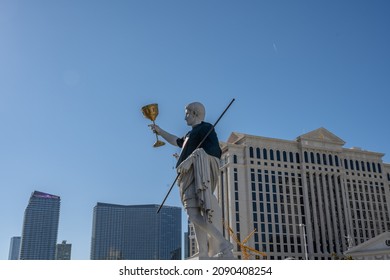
141,103,165,148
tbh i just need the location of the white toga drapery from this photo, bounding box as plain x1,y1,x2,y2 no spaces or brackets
176,148,220,223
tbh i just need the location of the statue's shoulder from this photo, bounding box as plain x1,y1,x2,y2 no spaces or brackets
200,121,213,128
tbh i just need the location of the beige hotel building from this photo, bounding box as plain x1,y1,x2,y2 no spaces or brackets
214,127,390,260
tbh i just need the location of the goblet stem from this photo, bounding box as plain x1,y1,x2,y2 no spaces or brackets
151,121,165,147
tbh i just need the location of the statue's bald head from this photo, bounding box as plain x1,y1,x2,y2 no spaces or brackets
185,102,205,121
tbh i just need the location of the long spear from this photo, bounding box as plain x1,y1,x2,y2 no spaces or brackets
157,98,235,213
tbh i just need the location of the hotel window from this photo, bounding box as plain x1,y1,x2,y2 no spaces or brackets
361,161,365,171
316,153,321,164
288,152,293,163
296,153,300,164
270,149,274,160
304,151,308,163
350,160,355,170
344,159,349,169
322,154,327,165
377,163,382,173
328,154,333,166
372,162,376,173
335,155,339,166
277,150,281,161
366,162,371,172
263,148,268,160
283,151,288,162
253,213,257,222
252,192,257,200
260,203,264,212
310,152,315,163
355,160,360,171
256,148,261,159
249,147,254,158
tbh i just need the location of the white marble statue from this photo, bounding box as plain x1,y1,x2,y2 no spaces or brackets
150,102,234,259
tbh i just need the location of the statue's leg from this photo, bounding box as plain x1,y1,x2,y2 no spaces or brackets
187,207,233,257
192,223,208,258
207,195,226,256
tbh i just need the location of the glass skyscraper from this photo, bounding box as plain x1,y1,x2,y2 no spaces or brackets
55,240,72,260
90,203,181,260
19,191,61,260
8,236,21,260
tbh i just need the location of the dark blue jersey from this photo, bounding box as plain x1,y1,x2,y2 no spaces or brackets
176,121,222,168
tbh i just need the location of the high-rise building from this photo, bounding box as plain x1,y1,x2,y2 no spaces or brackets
90,203,181,260
55,240,72,260
19,191,61,260
185,224,197,258
8,236,21,260
218,127,390,260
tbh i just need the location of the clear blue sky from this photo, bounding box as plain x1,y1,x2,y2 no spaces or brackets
1,0,389,260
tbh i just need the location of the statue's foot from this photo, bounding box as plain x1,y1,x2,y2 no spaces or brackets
214,242,234,259
188,252,210,260
197,253,211,260
215,251,234,259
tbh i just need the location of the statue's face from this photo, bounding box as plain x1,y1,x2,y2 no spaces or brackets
185,108,197,127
